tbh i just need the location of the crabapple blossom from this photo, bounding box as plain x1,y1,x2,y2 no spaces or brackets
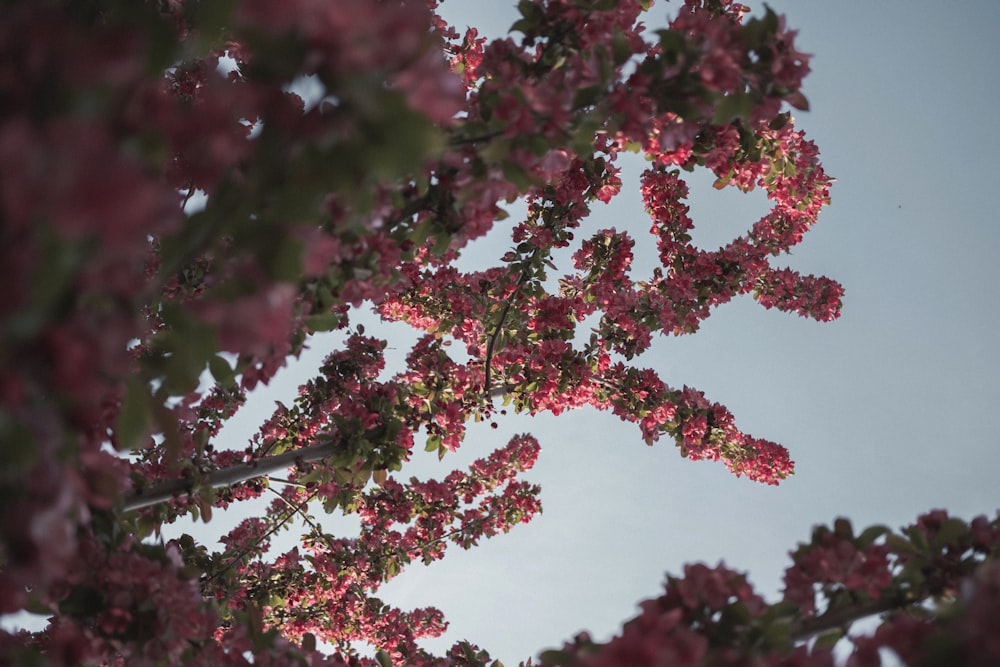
3,0,994,666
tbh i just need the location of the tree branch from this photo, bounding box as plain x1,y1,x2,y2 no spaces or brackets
122,438,339,512
484,269,531,397
787,590,923,643
205,486,321,587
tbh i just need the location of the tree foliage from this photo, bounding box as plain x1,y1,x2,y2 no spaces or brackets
0,0,997,665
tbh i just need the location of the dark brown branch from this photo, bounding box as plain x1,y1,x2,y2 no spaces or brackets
122,438,338,512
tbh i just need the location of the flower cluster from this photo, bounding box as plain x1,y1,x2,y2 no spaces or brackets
539,511,1000,667
1,0,857,664
204,435,541,662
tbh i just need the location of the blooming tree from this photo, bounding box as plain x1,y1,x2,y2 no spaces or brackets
0,0,997,665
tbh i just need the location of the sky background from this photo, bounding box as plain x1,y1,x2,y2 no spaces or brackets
7,1,1000,664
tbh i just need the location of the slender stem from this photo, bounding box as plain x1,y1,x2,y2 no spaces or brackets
179,183,197,212
483,269,531,397
205,487,320,587
268,486,338,554
269,477,308,488
263,486,375,602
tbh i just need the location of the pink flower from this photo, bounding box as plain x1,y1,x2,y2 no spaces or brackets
392,49,465,124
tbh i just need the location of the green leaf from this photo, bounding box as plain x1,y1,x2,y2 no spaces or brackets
187,0,238,51
59,586,105,619
885,533,921,557
539,649,572,666
758,618,794,651
930,517,970,551
501,160,535,190
509,18,535,35
351,465,373,486
376,650,393,667
480,136,512,165
769,112,792,131
322,495,340,514
0,415,37,475
785,91,810,111
570,113,604,156
743,6,780,49
266,238,303,282
198,493,214,523
856,524,891,549
713,93,754,124
153,303,217,396
208,354,235,386
517,0,545,23
763,600,803,621
573,85,604,110
115,379,151,451
135,513,159,539
833,517,854,540
718,601,753,631
306,312,342,333
656,29,687,63
611,29,631,66
358,95,441,181
906,524,931,552
814,628,844,650
461,642,479,663
24,589,52,616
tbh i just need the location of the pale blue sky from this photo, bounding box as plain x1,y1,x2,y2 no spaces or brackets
9,2,999,664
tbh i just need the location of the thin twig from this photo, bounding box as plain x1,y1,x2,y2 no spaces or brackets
180,184,196,212
269,477,308,488
204,487,320,587
267,486,338,554
483,269,531,397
